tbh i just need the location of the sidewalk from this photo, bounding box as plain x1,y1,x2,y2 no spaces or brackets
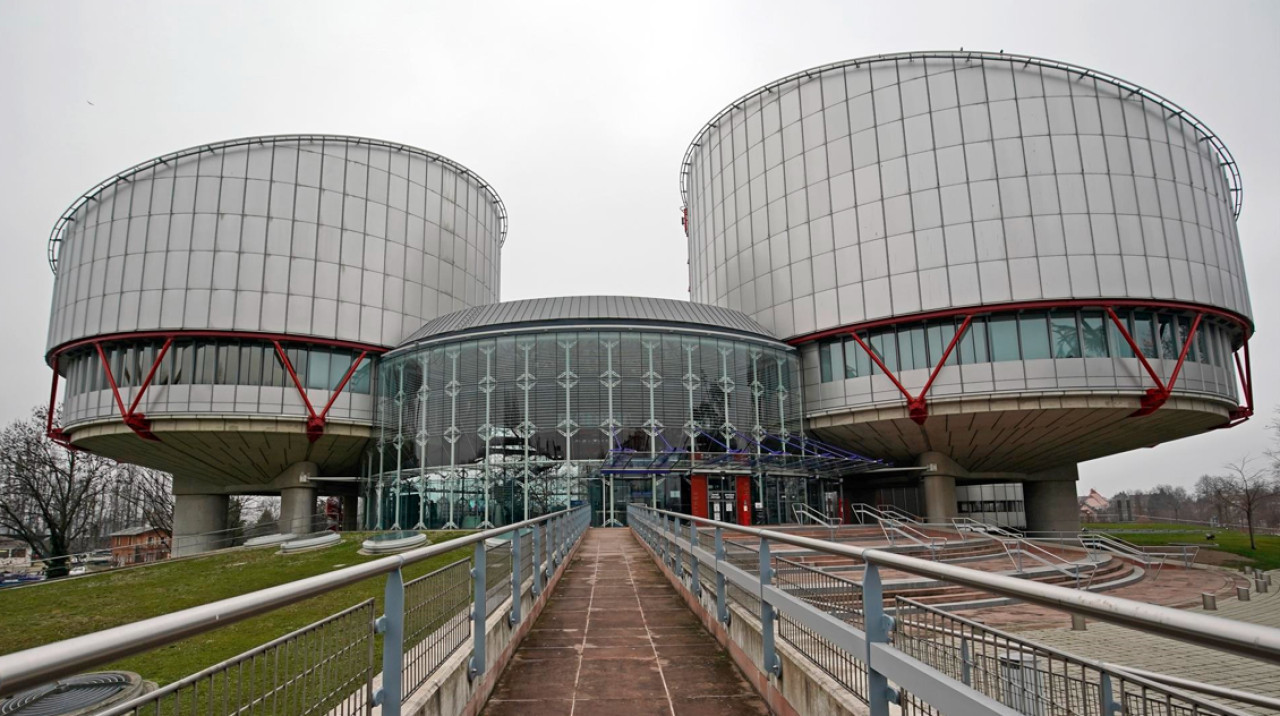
481,528,768,716
1018,572,1280,714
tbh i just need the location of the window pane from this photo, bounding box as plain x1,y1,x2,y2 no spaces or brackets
1108,313,1135,358
1133,312,1157,358
306,349,328,390
266,348,287,387
1020,312,1051,359
196,343,215,383
1196,323,1210,365
820,343,833,383
959,318,989,364
927,321,959,366
905,327,928,370
330,352,353,389
1158,314,1178,359
989,316,1020,361
1080,311,1108,358
1177,316,1195,362
350,358,371,394
829,341,844,381
869,330,898,373
845,339,870,378
1207,325,1221,367
1051,312,1081,358
216,343,238,385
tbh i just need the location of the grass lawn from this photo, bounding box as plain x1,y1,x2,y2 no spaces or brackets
1083,522,1280,571
0,532,472,686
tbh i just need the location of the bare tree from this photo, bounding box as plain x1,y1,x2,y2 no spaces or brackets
115,463,174,534
1206,457,1276,550
0,408,116,577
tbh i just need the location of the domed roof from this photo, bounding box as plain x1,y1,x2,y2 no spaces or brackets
398,296,779,346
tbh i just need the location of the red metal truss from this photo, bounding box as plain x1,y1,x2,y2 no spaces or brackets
46,330,384,445
272,342,369,443
846,316,973,425
793,299,1254,428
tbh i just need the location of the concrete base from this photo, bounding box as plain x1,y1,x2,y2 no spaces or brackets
1025,465,1081,533
173,494,230,556
280,486,318,534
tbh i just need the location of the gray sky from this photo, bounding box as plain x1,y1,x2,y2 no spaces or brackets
2,0,1277,496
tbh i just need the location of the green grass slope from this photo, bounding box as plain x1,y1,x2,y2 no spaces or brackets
1083,522,1280,571
0,532,470,686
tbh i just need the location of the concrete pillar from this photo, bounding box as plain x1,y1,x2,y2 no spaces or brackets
341,495,359,531
918,452,961,522
280,486,318,534
1024,464,1081,533
173,494,230,557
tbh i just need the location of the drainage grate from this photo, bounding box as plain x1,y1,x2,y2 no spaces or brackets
1,672,144,716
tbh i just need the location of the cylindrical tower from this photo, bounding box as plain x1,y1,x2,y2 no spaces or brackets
43,135,506,550
682,52,1254,529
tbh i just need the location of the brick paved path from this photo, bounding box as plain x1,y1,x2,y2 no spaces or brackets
1019,571,1280,714
481,528,768,716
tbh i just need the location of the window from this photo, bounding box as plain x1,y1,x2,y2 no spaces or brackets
958,318,989,364
1051,312,1081,358
845,339,870,378
1158,314,1178,360
926,322,958,368
1080,311,1108,358
1019,312,1051,360
819,342,833,383
988,316,1020,362
1133,312,1157,358
1108,314,1135,358
867,330,898,374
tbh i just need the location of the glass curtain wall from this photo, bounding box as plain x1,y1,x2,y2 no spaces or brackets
366,329,802,529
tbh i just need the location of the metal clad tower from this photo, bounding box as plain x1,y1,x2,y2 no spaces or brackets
44,135,506,551
681,52,1254,530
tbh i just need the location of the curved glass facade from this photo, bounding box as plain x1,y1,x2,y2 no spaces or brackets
366,327,802,529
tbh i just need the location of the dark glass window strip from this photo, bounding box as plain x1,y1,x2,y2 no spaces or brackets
60,339,372,396
818,308,1237,383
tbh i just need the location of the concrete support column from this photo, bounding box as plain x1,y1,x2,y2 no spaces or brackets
280,486,318,534
1024,464,1081,533
918,452,962,522
173,493,230,557
341,495,359,531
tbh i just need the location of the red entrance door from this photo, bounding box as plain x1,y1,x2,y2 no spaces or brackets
691,475,709,518
735,475,752,526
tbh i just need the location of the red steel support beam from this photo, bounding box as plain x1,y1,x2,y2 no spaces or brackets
127,337,173,416
846,316,972,425
273,341,367,442
808,301,1253,429
45,356,73,447
94,341,160,441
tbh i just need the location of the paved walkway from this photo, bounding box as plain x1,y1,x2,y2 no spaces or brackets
482,528,768,716
1018,571,1280,714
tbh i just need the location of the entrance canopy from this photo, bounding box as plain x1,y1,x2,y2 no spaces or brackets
601,429,885,480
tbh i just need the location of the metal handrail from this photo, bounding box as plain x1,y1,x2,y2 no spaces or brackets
0,506,586,697
635,505,1280,665
791,503,841,527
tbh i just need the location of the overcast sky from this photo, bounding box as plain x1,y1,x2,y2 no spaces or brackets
2,0,1277,496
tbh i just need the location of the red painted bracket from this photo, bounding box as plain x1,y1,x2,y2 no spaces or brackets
91,338,173,441
1106,309,1202,418
274,342,368,442
847,316,973,425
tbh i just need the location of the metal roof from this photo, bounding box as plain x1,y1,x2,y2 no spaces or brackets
398,296,779,346
680,50,1242,220
48,134,508,273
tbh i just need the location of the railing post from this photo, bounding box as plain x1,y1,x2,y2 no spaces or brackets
509,529,522,627
715,526,728,624
1099,672,1120,716
469,543,487,680
552,515,562,567
690,520,701,596
532,524,543,596
672,516,682,570
375,566,405,716
759,538,781,676
960,636,972,686
863,563,896,716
